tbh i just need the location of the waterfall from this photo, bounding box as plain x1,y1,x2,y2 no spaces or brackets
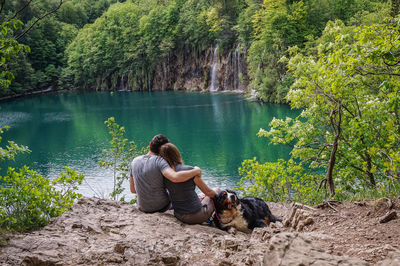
163,62,167,89
233,44,242,90
247,89,258,100
222,44,243,92
210,45,219,92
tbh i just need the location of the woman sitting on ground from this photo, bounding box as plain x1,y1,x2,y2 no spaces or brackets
159,143,219,224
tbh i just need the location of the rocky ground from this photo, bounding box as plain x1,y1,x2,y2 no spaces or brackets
0,197,399,265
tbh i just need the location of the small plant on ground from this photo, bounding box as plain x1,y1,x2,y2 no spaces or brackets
98,117,148,202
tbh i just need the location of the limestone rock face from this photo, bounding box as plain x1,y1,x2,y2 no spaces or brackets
0,197,399,265
264,232,369,266
149,46,248,92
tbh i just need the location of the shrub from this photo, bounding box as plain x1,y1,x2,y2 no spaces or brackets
0,166,84,232
237,158,326,205
0,125,84,232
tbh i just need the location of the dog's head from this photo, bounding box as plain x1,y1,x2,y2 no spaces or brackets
213,189,239,212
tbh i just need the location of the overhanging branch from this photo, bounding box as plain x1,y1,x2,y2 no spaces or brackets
9,0,34,21
15,0,64,41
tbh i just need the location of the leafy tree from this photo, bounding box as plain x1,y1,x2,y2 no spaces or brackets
1,0,116,96
0,19,30,91
176,0,219,51
57,1,88,28
246,0,390,103
0,0,66,96
98,117,147,201
247,0,309,103
240,17,400,203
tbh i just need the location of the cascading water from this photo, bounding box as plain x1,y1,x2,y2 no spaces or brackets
223,51,231,91
234,44,241,91
222,44,243,92
210,45,219,92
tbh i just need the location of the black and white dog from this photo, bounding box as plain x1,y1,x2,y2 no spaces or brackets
212,189,282,233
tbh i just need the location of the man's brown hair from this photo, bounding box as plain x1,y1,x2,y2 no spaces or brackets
150,134,169,154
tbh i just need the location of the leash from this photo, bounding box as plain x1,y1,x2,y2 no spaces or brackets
211,198,232,225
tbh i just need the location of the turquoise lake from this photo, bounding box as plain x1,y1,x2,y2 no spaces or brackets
0,91,298,198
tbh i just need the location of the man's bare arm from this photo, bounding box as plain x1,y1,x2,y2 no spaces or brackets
162,166,201,183
130,175,136,193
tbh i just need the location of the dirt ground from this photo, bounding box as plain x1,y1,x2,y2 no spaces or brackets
269,197,400,263
0,197,399,265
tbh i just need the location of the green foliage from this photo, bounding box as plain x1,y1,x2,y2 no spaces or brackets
63,2,154,90
238,158,324,204
68,0,118,24
57,1,88,28
240,16,400,203
246,0,390,103
63,0,237,91
1,0,393,99
0,0,117,97
246,0,310,103
284,18,400,194
98,117,147,201
177,0,222,50
0,19,30,91
0,166,84,232
0,126,83,232
0,126,30,162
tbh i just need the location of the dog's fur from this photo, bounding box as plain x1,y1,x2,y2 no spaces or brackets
212,189,282,233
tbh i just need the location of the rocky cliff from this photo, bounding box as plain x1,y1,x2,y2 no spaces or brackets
118,46,248,92
1,197,399,265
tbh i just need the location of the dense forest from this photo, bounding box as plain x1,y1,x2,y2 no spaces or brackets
0,0,392,102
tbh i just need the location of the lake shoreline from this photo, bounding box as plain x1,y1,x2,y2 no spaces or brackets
0,88,68,103
0,88,264,104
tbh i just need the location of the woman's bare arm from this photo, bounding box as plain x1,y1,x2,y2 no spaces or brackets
193,175,216,198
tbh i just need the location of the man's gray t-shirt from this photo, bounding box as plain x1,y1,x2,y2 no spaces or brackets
130,155,171,213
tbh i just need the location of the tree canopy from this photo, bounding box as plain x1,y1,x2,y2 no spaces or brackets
0,0,393,99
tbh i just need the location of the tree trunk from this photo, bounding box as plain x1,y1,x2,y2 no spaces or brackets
366,154,376,187
391,0,400,17
326,141,338,197
326,103,342,198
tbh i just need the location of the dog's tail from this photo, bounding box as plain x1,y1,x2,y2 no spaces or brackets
271,214,282,223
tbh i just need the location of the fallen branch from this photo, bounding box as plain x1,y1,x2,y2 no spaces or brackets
315,200,341,212
379,210,397,223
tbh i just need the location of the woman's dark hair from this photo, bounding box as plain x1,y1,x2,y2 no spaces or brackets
150,134,169,154
159,143,183,169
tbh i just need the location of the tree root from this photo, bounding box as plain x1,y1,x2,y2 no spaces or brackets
284,203,315,231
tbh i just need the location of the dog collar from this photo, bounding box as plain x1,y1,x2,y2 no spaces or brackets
211,198,233,225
